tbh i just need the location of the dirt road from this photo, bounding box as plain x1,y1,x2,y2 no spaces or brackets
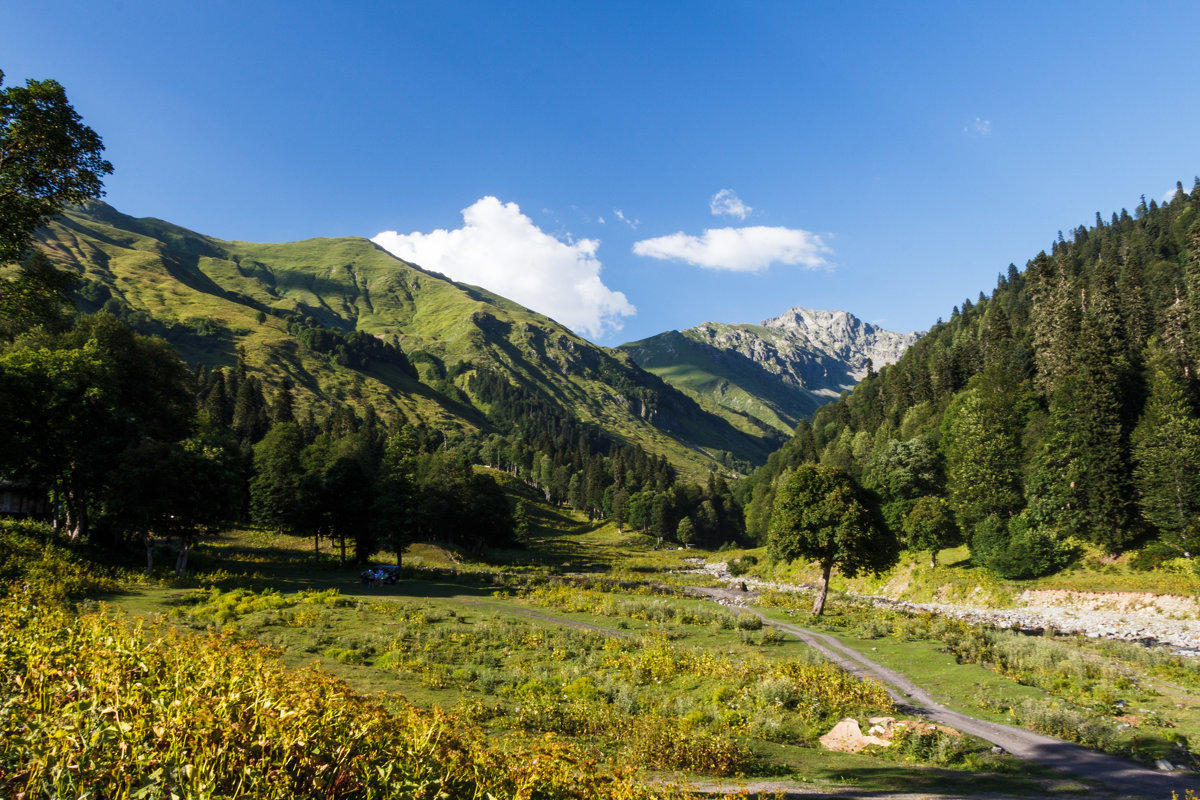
732,594,1200,799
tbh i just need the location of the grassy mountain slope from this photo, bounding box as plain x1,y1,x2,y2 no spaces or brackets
37,202,774,475
619,328,812,441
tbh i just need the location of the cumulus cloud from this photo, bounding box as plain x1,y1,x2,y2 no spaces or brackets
1162,186,1181,204
372,197,635,339
632,226,831,272
710,189,751,220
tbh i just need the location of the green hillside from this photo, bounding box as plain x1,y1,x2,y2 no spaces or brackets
35,202,773,476
620,328,812,441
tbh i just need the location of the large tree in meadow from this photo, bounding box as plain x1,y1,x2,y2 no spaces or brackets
768,463,896,615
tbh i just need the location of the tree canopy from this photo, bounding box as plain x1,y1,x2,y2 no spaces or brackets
0,69,112,264
768,463,896,614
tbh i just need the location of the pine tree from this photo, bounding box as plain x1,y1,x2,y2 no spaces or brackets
1028,309,1133,550
1132,339,1200,553
232,376,270,442
1185,224,1200,378
270,379,296,425
942,367,1028,533
249,423,305,534
1031,269,1082,399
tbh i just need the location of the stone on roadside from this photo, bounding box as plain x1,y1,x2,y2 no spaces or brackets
819,718,891,753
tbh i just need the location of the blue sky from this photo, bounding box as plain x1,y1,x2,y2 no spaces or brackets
4,1,1200,345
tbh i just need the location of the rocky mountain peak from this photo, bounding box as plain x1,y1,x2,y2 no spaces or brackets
758,306,920,374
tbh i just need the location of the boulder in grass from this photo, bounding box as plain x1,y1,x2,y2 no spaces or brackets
819,718,892,753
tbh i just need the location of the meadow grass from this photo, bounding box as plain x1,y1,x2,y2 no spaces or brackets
8,519,1161,795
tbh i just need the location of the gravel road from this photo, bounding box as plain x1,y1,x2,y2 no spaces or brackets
688,583,1200,799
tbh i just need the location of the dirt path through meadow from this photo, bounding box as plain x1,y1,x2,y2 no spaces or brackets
687,585,1199,799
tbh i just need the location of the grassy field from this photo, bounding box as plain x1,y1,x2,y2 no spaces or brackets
82,522,1083,797
12,507,1199,797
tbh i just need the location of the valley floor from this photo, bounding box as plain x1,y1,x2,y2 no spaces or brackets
97,525,1200,799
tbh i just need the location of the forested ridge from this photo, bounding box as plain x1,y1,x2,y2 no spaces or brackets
740,179,1200,577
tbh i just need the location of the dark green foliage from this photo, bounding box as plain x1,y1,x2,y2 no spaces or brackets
282,312,416,376
1132,339,1200,554
768,463,897,614
745,182,1200,573
249,423,306,533
0,69,112,264
232,375,270,442
0,251,77,340
974,513,1071,580
901,495,959,567
942,368,1031,531
0,313,194,541
105,431,242,573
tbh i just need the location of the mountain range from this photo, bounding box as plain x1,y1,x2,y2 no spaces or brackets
619,309,919,438
35,202,912,476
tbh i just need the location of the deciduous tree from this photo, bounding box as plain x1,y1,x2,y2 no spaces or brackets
768,463,896,615
0,69,112,264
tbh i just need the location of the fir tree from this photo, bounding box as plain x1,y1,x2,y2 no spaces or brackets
1132,339,1200,553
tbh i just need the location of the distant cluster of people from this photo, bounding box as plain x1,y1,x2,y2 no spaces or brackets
359,566,398,586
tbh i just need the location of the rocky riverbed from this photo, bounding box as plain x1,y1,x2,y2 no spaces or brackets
687,559,1200,654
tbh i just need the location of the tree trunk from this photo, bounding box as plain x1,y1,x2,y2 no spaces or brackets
64,475,88,542
930,550,938,569
175,538,192,576
144,533,155,574
314,532,320,554
339,534,346,566
812,560,833,616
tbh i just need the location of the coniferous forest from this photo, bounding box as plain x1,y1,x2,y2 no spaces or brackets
740,182,1200,577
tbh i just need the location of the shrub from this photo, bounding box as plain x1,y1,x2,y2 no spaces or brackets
970,514,1070,579
1130,541,1182,571
727,554,758,577
0,521,123,603
0,592,677,799
889,724,974,765
735,613,763,631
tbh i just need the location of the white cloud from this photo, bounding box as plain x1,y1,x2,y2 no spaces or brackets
613,208,639,229
710,189,751,220
1162,186,1181,204
964,117,992,135
632,226,831,272
373,197,635,339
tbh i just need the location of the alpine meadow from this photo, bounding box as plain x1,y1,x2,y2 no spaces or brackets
7,6,1200,800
